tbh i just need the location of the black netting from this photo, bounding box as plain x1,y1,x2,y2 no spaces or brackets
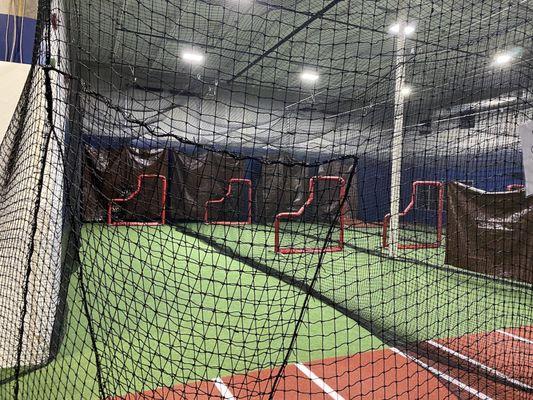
1,0,532,399
205,179,252,224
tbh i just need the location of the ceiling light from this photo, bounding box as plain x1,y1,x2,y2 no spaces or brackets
388,22,416,36
403,24,416,36
388,23,400,35
492,51,514,67
300,70,319,83
400,85,412,96
182,51,205,64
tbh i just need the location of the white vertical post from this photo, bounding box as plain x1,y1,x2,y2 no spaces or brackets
388,23,408,257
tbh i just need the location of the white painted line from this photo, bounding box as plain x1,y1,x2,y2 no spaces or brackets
213,377,236,400
390,347,492,400
427,340,533,391
496,329,533,345
295,362,345,400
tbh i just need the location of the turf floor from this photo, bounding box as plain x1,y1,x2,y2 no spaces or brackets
4,223,532,399
192,222,532,341
6,224,382,399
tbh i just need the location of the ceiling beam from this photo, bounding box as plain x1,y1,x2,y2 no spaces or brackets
253,1,487,59
227,0,346,83
115,27,399,80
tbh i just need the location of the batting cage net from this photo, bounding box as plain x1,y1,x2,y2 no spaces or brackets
0,0,532,399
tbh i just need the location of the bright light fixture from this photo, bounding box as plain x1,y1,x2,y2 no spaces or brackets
404,24,416,36
300,70,319,83
492,51,513,67
388,22,416,36
400,85,412,96
182,51,205,64
389,23,401,35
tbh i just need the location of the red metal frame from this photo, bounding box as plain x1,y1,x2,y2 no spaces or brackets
274,176,346,254
107,174,167,226
204,178,252,225
382,181,444,250
506,184,525,191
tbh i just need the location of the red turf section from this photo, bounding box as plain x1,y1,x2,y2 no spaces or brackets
114,327,533,399
433,332,533,387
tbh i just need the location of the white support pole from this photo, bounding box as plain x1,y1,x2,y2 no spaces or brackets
388,24,408,257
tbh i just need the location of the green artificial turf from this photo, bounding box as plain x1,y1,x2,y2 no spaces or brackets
6,222,532,399
192,223,533,342
9,224,383,399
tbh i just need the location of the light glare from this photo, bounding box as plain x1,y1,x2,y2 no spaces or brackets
404,24,416,36
388,22,416,36
300,71,319,83
493,52,513,66
400,85,412,96
182,51,205,64
388,23,400,35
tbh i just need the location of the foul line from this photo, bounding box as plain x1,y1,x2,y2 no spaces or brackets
496,329,533,345
213,377,236,400
295,362,346,400
390,347,492,400
427,340,533,391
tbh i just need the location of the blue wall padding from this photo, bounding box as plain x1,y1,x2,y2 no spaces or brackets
356,156,392,223
0,14,37,64
82,135,133,149
357,149,525,225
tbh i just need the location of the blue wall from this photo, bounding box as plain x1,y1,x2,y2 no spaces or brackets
357,150,525,224
0,14,37,64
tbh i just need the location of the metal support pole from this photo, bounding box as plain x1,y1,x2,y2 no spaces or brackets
388,24,408,257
